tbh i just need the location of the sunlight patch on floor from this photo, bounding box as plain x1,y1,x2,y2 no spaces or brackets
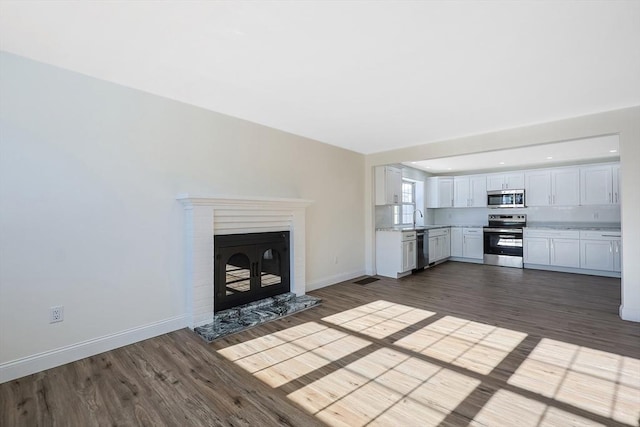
394,315,527,374
507,338,640,425
287,347,481,427
471,389,608,427
322,300,436,339
217,301,637,426
218,321,371,388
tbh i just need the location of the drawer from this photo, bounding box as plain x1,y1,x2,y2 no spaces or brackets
580,230,621,240
402,231,417,241
524,229,580,239
463,228,482,235
428,228,449,238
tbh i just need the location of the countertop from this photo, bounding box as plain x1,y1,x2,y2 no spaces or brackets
376,224,484,232
525,222,621,231
377,222,621,232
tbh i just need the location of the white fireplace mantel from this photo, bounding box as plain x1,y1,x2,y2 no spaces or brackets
177,194,313,328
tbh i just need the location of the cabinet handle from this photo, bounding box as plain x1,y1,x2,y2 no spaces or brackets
609,192,612,203
548,195,551,204
615,192,618,203
610,242,613,253
552,195,555,204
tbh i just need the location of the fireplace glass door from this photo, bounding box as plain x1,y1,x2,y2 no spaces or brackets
214,232,290,312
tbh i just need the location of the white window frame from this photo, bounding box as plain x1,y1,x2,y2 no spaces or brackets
393,180,416,225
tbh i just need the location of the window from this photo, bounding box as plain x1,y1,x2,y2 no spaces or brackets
393,181,416,225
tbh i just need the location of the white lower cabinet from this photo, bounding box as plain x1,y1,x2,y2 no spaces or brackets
376,230,417,278
551,238,581,268
451,228,463,257
524,230,580,268
580,231,621,272
524,228,620,275
402,239,417,272
462,228,483,259
524,237,550,265
614,240,622,272
428,228,450,264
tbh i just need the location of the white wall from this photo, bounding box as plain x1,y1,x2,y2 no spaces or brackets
365,106,640,323
0,52,365,376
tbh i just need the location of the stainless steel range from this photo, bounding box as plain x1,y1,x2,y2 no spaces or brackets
483,214,526,268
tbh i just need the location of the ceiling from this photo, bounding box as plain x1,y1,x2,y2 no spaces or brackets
405,134,620,174
0,1,639,155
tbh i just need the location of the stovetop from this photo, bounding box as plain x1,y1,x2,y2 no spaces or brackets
486,214,527,229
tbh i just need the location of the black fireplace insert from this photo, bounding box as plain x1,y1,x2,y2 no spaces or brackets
214,231,290,312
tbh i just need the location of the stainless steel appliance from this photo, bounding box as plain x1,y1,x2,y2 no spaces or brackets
415,229,428,270
483,214,526,268
487,189,525,208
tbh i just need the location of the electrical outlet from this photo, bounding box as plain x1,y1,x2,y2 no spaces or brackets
50,306,64,323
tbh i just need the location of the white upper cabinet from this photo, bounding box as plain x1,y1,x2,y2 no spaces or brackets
453,175,486,207
469,176,487,207
525,170,552,206
527,167,580,207
486,172,524,191
422,161,618,209
551,168,580,206
453,177,470,208
580,164,618,205
426,177,454,208
375,166,402,205
613,164,620,204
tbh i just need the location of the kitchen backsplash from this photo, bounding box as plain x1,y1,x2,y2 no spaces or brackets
431,205,621,226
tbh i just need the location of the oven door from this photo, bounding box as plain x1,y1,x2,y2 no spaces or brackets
483,228,523,268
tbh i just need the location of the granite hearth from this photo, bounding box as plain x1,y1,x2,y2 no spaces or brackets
194,293,322,342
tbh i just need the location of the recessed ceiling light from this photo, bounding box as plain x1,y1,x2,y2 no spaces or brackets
499,162,505,165
447,168,452,170
610,149,618,153
546,156,553,159
411,161,417,164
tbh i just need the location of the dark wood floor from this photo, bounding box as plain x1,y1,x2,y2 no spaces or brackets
2,262,639,426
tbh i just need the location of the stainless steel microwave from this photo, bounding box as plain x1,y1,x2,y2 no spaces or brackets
487,189,525,208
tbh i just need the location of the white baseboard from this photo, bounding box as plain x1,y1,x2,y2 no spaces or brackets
620,305,640,322
0,315,189,384
306,269,366,291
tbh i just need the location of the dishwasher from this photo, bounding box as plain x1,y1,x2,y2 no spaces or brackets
414,230,428,270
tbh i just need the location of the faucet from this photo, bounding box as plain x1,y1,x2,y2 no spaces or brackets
413,209,423,229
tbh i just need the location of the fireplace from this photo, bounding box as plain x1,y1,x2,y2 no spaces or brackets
177,194,312,328
214,231,290,312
